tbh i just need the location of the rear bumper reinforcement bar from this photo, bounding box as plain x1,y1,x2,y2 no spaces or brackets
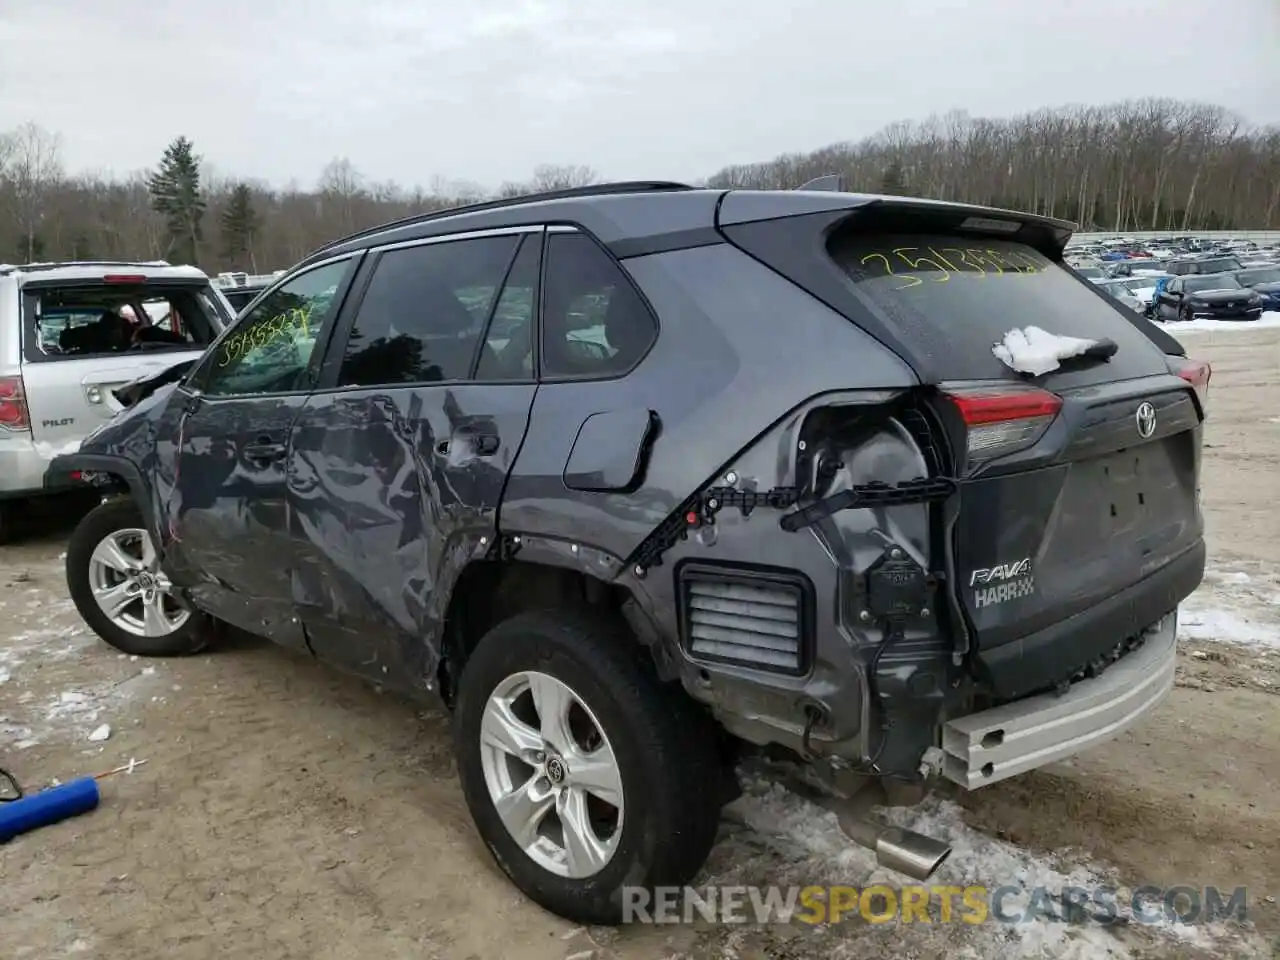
942,611,1177,789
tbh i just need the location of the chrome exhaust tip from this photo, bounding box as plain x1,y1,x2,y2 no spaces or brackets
838,816,953,881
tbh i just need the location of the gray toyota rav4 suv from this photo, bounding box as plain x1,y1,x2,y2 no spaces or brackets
48,182,1211,924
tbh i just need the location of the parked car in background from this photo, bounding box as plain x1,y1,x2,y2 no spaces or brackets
1154,274,1264,322
0,260,231,540
1096,278,1146,312
1106,259,1169,278
1072,264,1108,281
1234,266,1280,310
1165,255,1243,277
213,271,278,314
47,182,1208,925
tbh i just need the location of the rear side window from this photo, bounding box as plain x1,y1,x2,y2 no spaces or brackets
21,281,223,363
540,232,657,379
828,232,1169,384
336,235,520,387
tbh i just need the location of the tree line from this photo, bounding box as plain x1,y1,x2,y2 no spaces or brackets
1,98,1277,274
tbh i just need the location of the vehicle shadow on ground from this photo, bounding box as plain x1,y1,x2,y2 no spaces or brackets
2,491,99,546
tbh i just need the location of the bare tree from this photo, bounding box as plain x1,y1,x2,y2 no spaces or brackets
4,122,63,262
529,164,599,192
1,100,1278,274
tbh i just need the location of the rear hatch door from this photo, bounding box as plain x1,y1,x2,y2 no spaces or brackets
720,200,1206,695
18,272,227,452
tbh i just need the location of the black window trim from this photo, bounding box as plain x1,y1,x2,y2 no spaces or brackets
537,223,661,385
468,232,542,382
181,251,364,402
313,225,543,394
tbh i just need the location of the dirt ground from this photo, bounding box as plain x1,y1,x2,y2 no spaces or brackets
3,329,1278,960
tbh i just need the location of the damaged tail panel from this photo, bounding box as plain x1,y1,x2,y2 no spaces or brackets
619,389,964,780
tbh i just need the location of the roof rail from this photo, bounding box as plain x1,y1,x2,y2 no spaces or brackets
307,180,694,260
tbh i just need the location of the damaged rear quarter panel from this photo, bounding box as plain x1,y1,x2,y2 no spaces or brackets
501,243,919,564
500,243,925,751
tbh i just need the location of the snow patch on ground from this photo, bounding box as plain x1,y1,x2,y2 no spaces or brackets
1173,310,1280,334
725,776,1243,958
0,610,164,748
1179,562,1280,650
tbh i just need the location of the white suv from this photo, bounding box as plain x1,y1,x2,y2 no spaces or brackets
0,260,232,540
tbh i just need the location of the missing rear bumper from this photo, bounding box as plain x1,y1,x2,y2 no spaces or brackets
942,611,1177,788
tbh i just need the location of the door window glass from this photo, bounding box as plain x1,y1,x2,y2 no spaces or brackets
196,258,352,397
337,235,521,387
475,235,539,381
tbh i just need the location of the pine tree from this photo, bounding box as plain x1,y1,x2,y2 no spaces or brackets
148,136,206,266
880,161,906,195
220,183,259,271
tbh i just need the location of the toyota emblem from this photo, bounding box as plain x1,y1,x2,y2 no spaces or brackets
1135,401,1157,439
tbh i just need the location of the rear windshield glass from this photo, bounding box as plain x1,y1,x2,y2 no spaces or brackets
22,281,226,362
827,232,1169,384
1184,275,1243,293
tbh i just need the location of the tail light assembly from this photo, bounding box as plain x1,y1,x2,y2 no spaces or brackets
940,383,1063,464
1169,357,1211,411
0,376,30,432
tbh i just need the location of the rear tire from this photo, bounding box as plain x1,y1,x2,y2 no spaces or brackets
453,609,722,925
1180,305,1194,323
66,499,208,657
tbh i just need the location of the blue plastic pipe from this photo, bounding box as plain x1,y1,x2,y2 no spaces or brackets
0,777,100,841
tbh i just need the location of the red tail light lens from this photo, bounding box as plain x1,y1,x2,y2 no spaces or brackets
103,274,146,284
1170,357,1211,410
942,383,1063,462
0,375,31,431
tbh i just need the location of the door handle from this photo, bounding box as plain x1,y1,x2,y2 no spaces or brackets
437,432,500,457
244,437,287,462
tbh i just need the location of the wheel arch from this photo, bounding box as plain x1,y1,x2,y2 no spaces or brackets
47,453,161,543
435,554,672,708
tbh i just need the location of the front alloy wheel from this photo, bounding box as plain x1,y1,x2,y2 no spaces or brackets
87,527,190,638
66,499,207,657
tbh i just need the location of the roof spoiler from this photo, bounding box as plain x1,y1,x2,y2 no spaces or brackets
796,174,845,192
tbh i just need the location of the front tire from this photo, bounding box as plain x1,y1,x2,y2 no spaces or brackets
453,609,722,925
66,499,207,657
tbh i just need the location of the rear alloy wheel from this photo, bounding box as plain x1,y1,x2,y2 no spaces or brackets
1180,305,1195,323
66,499,207,657
480,670,624,878
454,610,722,925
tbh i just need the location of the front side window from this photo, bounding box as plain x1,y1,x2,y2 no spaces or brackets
540,232,657,379
337,235,521,387
195,258,352,397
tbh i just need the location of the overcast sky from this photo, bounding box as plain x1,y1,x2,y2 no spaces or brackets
1,0,1277,190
